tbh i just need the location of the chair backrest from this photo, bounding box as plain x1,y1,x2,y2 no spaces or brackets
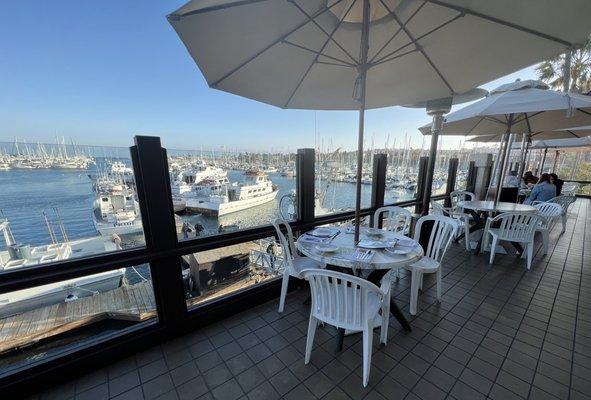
272,218,297,274
430,201,448,216
373,206,412,234
561,183,579,196
549,195,576,214
533,202,563,219
413,214,457,263
449,190,475,211
301,269,383,331
489,212,544,242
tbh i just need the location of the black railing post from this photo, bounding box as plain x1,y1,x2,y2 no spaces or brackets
466,161,476,193
370,154,387,227
296,148,315,223
131,135,186,334
444,158,459,207
415,156,428,214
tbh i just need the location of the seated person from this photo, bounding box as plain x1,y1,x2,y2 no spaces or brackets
504,170,520,187
524,173,556,205
550,173,564,196
522,171,539,186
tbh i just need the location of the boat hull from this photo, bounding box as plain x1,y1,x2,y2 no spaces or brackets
186,190,278,216
0,269,125,318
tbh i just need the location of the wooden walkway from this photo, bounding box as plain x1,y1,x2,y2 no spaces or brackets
0,281,156,354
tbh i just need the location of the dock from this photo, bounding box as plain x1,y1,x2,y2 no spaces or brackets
0,281,156,354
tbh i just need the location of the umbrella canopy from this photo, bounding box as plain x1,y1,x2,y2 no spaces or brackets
465,128,587,143
169,0,591,234
169,2,591,110
419,80,591,136
529,136,591,150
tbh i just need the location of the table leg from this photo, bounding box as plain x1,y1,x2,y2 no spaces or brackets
468,210,486,255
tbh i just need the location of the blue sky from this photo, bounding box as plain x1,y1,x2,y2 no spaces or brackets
0,1,539,152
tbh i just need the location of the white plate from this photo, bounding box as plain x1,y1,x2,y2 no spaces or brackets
385,247,413,255
315,244,339,254
365,228,384,238
357,239,391,249
309,227,337,238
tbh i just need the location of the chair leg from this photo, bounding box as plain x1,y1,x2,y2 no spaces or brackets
380,299,390,345
362,322,373,387
561,213,567,234
304,315,318,364
489,236,498,264
527,241,534,270
542,229,549,255
278,271,290,313
464,223,471,251
436,268,442,302
409,269,421,315
418,271,423,291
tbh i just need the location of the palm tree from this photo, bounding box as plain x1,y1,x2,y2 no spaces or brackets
536,40,591,93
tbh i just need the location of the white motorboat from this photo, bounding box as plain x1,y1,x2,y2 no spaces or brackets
0,219,125,318
186,170,278,216
92,185,143,236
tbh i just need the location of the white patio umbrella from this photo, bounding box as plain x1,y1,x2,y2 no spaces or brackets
530,135,591,150
419,80,591,204
169,0,591,240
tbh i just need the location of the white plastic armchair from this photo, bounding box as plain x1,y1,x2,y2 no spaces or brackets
373,206,412,234
533,202,562,254
402,214,457,315
431,200,471,251
482,212,545,269
449,190,475,211
301,269,390,387
548,195,576,233
272,218,323,313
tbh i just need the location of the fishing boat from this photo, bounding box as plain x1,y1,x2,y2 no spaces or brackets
92,185,143,236
186,170,278,216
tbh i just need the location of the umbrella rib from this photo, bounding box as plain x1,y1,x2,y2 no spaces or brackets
210,0,347,87
282,40,355,67
466,117,486,135
378,0,455,94
579,108,591,117
368,1,426,64
283,0,358,108
169,0,269,18
371,13,462,67
422,0,573,47
288,0,358,64
524,113,533,133
372,48,420,66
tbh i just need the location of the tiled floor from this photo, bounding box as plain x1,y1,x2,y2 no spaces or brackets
34,199,591,400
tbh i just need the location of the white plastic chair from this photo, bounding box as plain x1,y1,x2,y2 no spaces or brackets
373,206,412,234
301,269,390,387
272,218,323,313
533,202,563,254
482,212,545,269
548,195,576,233
402,214,457,315
449,190,475,210
431,200,471,251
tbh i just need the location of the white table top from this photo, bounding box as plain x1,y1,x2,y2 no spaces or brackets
458,200,537,213
296,226,423,271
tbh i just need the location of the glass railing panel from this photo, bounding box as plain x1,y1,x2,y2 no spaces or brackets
184,236,282,309
0,145,146,269
0,265,156,378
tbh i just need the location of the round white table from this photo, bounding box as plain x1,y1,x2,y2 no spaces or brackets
296,226,423,272
296,225,423,340
458,200,537,214
457,200,537,254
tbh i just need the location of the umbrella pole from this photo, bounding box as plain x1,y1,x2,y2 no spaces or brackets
552,150,560,173
516,134,528,180
420,112,444,215
353,0,370,244
540,148,548,173
494,115,514,206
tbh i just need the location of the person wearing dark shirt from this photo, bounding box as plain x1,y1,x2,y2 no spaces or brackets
550,173,563,196
522,171,539,186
